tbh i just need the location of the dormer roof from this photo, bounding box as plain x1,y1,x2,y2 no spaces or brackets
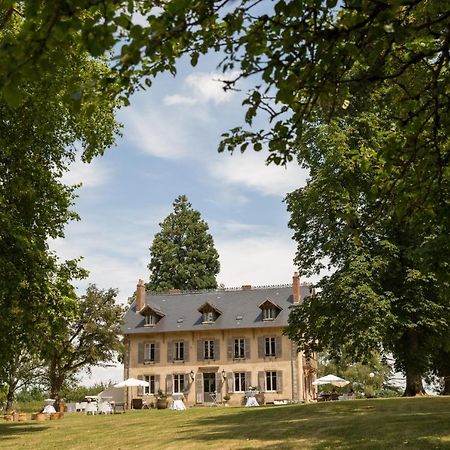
138,303,165,317
197,302,222,315
258,298,283,311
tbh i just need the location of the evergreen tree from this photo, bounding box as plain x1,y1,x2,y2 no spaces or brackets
148,196,220,292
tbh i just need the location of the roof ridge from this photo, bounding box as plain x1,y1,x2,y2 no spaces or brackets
146,282,312,296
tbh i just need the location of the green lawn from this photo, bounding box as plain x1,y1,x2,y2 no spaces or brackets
1,397,450,449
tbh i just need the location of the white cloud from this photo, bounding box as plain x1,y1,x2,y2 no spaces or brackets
123,108,189,159
163,71,239,106
216,235,298,287
163,94,198,106
211,151,308,197
61,156,112,189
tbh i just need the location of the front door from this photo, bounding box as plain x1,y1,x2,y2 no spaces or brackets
203,373,216,403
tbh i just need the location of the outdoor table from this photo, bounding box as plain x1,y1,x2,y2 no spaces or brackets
245,390,260,407
85,402,97,415
171,399,186,410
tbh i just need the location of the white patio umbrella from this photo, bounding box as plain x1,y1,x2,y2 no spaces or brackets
312,374,349,387
113,378,149,388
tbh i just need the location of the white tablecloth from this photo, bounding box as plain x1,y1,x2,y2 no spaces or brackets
85,403,97,414
171,399,186,410
245,396,259,407
43,405,56,414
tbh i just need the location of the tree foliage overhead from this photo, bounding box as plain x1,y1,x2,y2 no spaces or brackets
2,1,448,394
0,13,119,388
148,195,220,292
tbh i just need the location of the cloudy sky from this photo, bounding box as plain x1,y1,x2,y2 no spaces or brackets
52,54,312,385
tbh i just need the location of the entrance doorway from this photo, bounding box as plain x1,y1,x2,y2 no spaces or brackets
203,373,216,403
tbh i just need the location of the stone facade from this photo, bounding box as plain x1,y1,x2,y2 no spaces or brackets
122,273,317,407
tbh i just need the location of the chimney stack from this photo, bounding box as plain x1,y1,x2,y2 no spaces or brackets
136,279,145,311
293,272,301,304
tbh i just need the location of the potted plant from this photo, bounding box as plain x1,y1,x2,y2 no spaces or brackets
223,395,230,406
156,390,168,409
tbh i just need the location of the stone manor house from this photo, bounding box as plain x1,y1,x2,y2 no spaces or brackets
122,272,317,406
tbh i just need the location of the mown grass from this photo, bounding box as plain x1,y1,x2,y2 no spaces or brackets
1,397,449,449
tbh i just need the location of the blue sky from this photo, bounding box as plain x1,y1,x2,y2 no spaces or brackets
51,54,312,384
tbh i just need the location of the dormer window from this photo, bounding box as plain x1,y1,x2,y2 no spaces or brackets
138,303,165,327
198,302,222,324
203,311,215,323
263,307,277,321
144,314,157,326
259,299,282,321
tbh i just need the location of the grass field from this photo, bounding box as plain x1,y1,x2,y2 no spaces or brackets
1,397,450,449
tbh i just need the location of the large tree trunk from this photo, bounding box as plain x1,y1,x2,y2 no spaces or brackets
5,384,16,412
403,330,425,396
49,357,65,411
444,377,450,395
403,366,425,396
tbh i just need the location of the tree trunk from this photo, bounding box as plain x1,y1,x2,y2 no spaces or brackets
443,376,450,395
402,330,425,396
403,366,425,396
5,385,16,412
49,357,65,411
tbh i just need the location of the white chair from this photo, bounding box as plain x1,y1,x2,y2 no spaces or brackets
85,402,97,415
98,402,111,414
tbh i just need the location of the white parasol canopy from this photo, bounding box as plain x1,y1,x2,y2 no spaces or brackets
312,374,350,387
114,378,149,388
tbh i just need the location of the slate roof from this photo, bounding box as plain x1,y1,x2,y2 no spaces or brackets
122,284,311,335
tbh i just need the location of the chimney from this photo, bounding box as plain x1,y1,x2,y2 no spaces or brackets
136,279,145,311
293,272,301,304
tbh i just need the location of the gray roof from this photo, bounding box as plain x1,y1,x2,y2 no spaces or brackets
122,285,311,335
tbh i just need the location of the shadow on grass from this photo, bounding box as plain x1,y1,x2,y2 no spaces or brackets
0,421,49,443
175,399,450,449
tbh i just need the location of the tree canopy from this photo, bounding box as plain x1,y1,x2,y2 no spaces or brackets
148,195,220,292
42,285,124,406
284,104,449,396
0,14,119,389
2,1,448,394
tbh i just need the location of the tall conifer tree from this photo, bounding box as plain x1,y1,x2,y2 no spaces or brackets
148,196,220,292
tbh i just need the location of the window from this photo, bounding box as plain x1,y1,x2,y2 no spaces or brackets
144,314,156,326
266,371,277,391
265,337,276,356
144,375,155,394
204,340,215,359
144,343,155,361
263,307,277,320
175,341,184,361
234,372,246,392
202,311,215,323
234,338,245,359
173,374,185,393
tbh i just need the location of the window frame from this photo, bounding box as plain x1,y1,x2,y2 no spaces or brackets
144,375,155,395
173,374,185,393
174,341,184,361
202,311,215,323
233,338,245,359
144,314,156,326
265,371,277,392
204,340,215,360
263,307,277,321
234,372,246,393
144,342,156,362
265,337,276,357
